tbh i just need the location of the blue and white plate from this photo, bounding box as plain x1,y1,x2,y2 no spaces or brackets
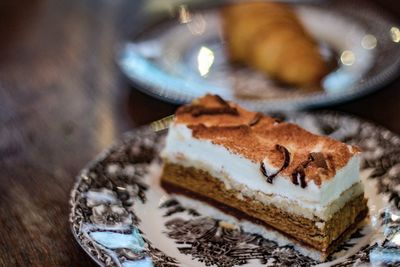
118,0,400,111
70,112,400,266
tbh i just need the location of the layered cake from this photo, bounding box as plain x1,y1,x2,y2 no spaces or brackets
160,94,368,261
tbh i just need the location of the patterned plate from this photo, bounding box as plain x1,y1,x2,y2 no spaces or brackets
70,112,400,266
117,0,400,111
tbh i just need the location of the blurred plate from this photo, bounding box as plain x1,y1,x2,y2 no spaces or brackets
117,0,400,111
70,112,400,266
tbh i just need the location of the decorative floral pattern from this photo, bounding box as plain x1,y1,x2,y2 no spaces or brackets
91,204,131,226
164,216,318,266
70,113,400,266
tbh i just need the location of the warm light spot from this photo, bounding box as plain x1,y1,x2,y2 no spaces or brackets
361,34,377,49
179,5,191,23
158,195,168,207
197,46,215,76
390,27,400,43
391,233,400,245
391,213,400,221
340,50,355,66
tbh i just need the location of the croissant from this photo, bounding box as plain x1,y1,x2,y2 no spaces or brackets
222,2,328,88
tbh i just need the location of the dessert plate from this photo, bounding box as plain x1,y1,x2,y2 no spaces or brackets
118,0,400,111
70,112,400,266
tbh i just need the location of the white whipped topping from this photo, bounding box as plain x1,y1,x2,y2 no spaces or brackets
161,123,361,208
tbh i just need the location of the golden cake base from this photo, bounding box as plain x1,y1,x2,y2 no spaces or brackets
161,162,368,259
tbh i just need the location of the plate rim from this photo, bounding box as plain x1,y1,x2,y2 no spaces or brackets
117,0,400,111
69,111,400,266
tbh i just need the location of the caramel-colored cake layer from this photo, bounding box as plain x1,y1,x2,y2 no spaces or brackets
175,94,360,186
163,180,367,261
161,162,368,252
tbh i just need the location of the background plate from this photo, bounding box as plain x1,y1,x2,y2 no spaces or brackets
70,112,400,266
118,0,400,111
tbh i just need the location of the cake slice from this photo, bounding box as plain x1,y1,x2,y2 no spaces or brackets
160,94,368,261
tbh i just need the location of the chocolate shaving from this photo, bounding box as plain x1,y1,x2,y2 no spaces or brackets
309,152,328,169
291,157,312,188
276,144,291,170
260,144,291,184
176,105,239,117
291,152,329,188
291,167,300,185
214,94,231,107
176,95,239,117
260,162,272,183
291,166,307,188
176,95,240,117
248,112,263,126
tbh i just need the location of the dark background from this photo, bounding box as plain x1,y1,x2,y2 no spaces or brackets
0,0,399,266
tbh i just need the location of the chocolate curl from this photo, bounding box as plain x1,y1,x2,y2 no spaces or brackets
291,152,329,188
292,165,308,188
260,144,290,184
176,95,239,117
248,112,263,126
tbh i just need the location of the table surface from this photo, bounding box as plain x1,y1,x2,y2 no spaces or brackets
0,0,399,266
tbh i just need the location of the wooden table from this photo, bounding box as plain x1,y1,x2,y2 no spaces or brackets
0,0,399,266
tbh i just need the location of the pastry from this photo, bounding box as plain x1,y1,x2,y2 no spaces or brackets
222,2,329,88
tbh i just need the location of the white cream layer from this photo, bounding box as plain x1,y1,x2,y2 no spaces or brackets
161,123,361,212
